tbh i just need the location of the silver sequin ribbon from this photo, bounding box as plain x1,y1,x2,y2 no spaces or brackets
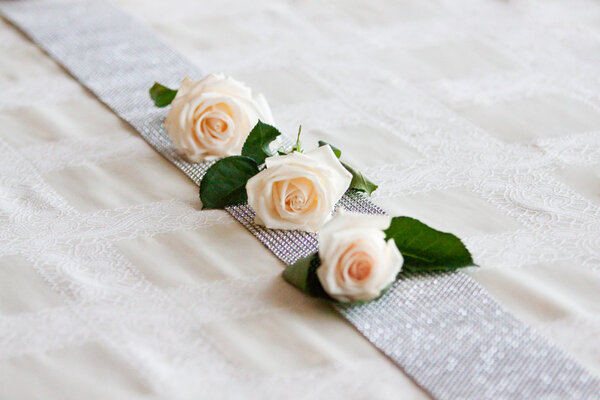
3,1,599,399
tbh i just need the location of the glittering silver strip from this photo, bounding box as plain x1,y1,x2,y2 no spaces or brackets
338,273,600,400
226,191,385,265
3,1,599,399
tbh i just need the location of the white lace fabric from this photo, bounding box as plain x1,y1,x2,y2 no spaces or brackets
0,0,600,399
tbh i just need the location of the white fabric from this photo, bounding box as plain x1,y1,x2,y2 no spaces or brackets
1,0,600,399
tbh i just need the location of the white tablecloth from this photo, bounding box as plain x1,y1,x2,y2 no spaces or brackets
1,0,599,398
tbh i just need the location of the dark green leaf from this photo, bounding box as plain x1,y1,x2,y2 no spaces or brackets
199,156,259,209
342,162,378,196
241,121,282,165
318,140,342,158
282,253,330,299
385,217,475,273
149,82,177,107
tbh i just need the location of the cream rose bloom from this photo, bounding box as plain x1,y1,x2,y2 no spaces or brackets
317,210,403,302
165,73,273,162
246,146,352,232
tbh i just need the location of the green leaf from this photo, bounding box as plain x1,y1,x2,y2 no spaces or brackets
199,156,259,209
241,121,282,165
318,140,342,158
282,253,330,299
342,162,378,196
385,217,475,273
149,82,178,107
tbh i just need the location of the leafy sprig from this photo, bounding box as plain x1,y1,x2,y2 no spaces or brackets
384,217,474,273
282,217,476,301
199,123,378,209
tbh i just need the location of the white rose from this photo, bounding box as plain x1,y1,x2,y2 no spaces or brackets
165,73,273,162
317,210,403,302
246,146,352,232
